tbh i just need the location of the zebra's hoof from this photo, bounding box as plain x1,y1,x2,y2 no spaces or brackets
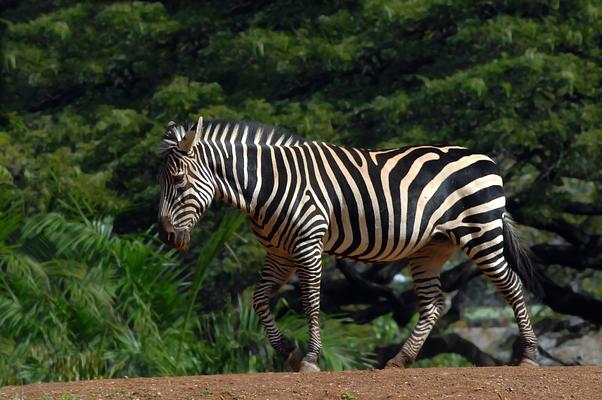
286,347,303,372
519,357,539,367
384,355,407,369
384,360,405,369
299,360,320,372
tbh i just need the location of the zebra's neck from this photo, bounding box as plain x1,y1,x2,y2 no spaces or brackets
198,139,284,218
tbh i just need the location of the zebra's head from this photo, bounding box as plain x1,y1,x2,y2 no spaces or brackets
158,117,214,252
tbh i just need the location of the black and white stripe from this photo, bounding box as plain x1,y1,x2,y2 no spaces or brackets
158,119,539,371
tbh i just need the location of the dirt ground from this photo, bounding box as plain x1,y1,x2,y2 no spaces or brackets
2,366,600,400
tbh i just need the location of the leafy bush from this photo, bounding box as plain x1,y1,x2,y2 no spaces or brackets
0,198,377,384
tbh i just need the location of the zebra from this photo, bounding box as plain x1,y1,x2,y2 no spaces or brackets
157,116,539,372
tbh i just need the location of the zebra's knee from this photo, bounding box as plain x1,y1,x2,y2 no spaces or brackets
434,295,446,313
252,285,270,315
252,298,263,316
419,296,445,321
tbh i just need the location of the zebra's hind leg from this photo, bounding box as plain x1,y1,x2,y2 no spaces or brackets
253,254,300,370
473,256,538,366
386,240,455,368
457,221,539,366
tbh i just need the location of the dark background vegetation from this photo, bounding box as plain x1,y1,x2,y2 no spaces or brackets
0,0,600,385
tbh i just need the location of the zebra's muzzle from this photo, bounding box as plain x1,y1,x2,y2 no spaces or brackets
174,229,190,252
159,216,190,252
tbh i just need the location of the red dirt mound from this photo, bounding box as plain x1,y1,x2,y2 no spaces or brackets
2,366,600,400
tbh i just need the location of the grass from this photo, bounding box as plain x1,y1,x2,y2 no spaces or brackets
412,353,472,368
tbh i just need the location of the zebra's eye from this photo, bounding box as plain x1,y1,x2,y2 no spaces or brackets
173,174,186,185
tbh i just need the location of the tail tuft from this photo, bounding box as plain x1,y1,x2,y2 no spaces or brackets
502,213,543,297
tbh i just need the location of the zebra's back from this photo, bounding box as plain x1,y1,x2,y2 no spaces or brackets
295,143,505,262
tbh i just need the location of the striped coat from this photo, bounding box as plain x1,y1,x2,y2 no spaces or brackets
158,118,539,371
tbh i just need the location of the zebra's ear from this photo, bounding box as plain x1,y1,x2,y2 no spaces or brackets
195,116,203,136
167,121,176,129
178,116,202,153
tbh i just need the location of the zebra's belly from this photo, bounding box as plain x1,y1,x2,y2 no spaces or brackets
321,222,437,263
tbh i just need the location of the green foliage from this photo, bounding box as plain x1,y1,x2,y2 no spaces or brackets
4,0,599,224
0,183,24,245
412,353,472,368
176,212,247,366
189,296,375,374
41,392,76,400
0,207,187,383
370,314,402,344
151,77,226,121
0,202,377,383
341,391,357,400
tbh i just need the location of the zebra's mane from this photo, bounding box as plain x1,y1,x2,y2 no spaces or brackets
159,119,306,154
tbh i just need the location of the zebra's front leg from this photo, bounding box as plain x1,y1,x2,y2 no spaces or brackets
386,242,454,368
252,255,301,370
297,254,323,372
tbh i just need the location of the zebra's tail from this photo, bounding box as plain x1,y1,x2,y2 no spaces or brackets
502,212,543,297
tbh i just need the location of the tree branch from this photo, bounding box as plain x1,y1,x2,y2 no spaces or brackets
360,261,407,285
325,260,479,326
374,334,503,368
420,334,503,366
336,260,405,309
539,275,602,324
531,243,602,271
562,201,602,216
507,199,591,245
441,261,480,292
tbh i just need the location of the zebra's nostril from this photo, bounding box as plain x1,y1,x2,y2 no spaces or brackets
160,216,177,242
